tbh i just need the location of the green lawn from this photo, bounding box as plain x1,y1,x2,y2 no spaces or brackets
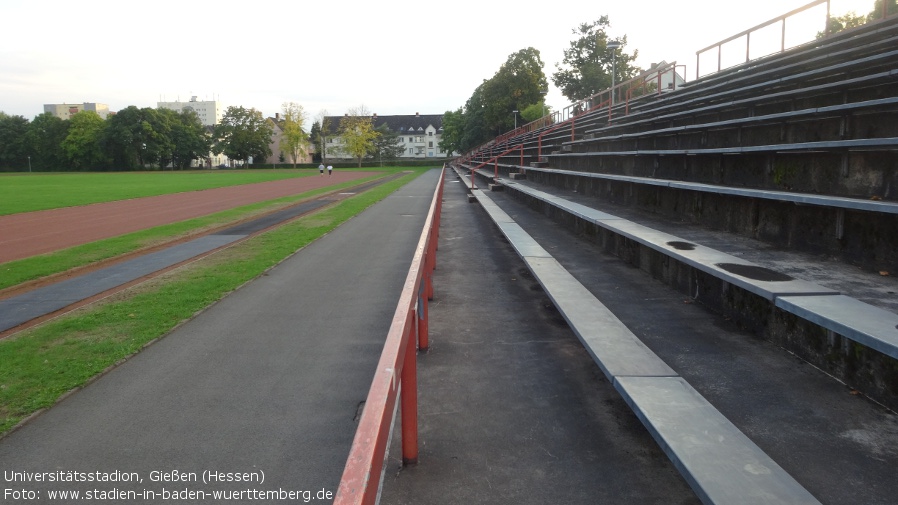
0,170,329,215
0,169,429,435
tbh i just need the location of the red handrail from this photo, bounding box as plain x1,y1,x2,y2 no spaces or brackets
537,98,610,159
695,0,830,79
469,144,524,189
334,166,445,505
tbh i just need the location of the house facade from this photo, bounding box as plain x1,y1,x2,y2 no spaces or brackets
263,114,313,165
324,112,452,160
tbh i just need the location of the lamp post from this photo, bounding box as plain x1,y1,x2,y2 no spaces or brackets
27,156,31,173
512,110,519,129
606,39,622,107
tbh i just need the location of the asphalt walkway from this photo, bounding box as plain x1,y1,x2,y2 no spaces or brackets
0,169,441,503
379,172,700,504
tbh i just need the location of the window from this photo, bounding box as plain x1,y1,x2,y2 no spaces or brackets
428,141,433,148
409,137,413,142
427,131,433,136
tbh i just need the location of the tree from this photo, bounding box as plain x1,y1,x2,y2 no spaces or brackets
820,11,867,36
868,0,898,20
61,111,108,170
311,109,332,163
520,101,550,123
552,17,639,102
164,109,211,169
26,112,69,171
0,112,30,170
104,106,173,170
337,105,379,167
372,123,405,163
213,106,274,166
438,108,465,156
309,120,323,163
481,47,548,135
280,102,309,168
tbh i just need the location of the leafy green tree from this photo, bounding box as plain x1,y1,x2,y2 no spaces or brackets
62,111,108,170
0,112,30,170
104,106,173,169
481,47,548,134
26,112,69,171
162,108,211,169
311,109,332,163
213,106,274,165
438,108,465,156
868,0,898,20
309,120,323,163
460,84,488,152
280,102,309,168
552,17,639,102
337,105,379,167
372,123,405,163
520,101,550,123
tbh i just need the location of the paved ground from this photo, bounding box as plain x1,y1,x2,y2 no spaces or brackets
0,170,440,503
0,171,376,263
379,173,700,504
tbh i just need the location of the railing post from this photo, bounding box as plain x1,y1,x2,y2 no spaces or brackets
418,284,429,351
401,310,418,465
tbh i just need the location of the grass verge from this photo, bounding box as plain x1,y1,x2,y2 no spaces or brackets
0,172,392,291
0,168,427,436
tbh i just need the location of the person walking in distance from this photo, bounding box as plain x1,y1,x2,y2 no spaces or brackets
319,163,325,176
327,165,333,176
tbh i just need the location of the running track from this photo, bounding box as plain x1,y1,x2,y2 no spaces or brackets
0,172,377,264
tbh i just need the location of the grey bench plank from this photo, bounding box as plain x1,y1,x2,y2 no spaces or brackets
526,256,677,379
523,167,898,214
471,187,676,379
546,136,898,158
500,179,838,301
776,294,898,360
615,376,822,505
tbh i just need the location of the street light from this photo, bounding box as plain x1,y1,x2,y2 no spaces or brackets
27,156,31,173
606,39,622,107
512,110,519,129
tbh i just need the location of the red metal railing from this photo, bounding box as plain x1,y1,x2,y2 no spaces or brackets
334,166,445,505
468,144,524,189
537,98,609,159
695,0,830,79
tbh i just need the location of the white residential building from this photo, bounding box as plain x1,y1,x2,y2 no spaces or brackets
43,102,110,120
156,96,222,126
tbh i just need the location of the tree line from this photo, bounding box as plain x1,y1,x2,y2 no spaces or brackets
0,105,292,172
438,17,639,156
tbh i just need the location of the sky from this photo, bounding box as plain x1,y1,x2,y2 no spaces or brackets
0,0,877,122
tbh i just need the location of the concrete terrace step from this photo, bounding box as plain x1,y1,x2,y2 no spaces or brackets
492,176,898,357
457,169,822,505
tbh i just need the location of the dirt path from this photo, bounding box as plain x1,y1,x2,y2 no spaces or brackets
0,172,377,264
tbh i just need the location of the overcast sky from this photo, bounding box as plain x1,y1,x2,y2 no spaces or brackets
0,0,875,121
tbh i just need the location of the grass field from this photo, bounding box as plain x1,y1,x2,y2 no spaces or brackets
0,169,428,435
0,169,328,215
0,172,388,290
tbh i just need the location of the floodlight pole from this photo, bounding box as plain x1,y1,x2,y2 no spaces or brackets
607,39,622,107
